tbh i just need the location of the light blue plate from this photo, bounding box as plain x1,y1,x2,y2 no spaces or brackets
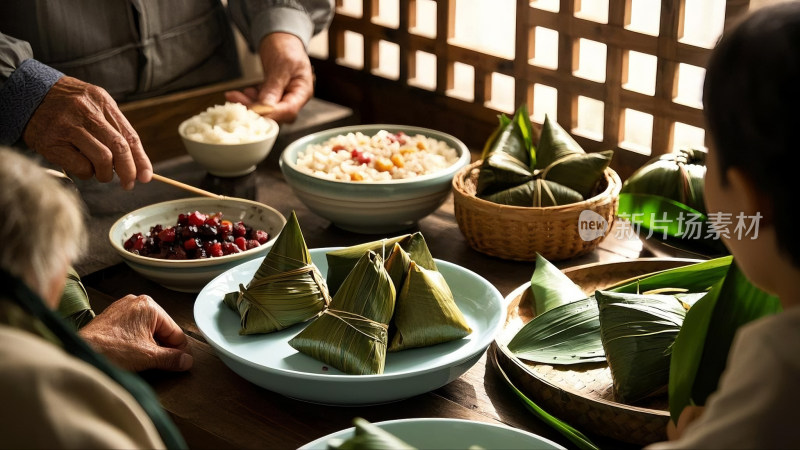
298,418,566,449
194,248,505,405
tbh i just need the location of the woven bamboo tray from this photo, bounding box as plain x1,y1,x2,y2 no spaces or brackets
452,160,621,262
492,257,700,446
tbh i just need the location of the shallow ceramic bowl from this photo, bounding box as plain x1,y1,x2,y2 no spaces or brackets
178,117,279,177
299,418,566,449
109,197,286,292
280,125,471,233
194,247,505,405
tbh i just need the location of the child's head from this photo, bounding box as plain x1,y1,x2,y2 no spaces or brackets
703,2,800,287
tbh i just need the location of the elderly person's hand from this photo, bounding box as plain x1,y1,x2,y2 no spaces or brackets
78,294,193,372
225,32,313,123
22,76,152,190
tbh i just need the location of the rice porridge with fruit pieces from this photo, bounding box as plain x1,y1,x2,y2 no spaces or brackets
296,130,460,181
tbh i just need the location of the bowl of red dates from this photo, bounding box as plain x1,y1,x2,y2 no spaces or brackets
109,197,286,292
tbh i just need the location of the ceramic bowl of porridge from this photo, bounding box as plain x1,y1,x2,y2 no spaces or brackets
280,124,471,233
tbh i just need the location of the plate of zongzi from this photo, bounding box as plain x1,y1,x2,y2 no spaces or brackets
194,246,505,405
299,417,566,449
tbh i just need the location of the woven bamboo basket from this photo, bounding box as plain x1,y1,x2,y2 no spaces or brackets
492,258,700,446
452,160,622,262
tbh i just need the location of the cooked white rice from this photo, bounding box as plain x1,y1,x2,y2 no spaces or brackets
296,130,460,181
182,102,273,144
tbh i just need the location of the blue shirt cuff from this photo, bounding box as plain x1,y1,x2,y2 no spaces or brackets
0,59,64,146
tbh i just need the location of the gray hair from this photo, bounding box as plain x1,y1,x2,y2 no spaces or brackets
0,147,86,296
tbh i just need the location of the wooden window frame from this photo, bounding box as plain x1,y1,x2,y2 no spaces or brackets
311,0,751,179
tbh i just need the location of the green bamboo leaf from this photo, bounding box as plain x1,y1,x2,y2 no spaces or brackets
668,261,781,421
58,267,95,331
495,360,600,450
595,290,692,404
290,251,395,375
617,193,706,238
534,114,586,170
530,253,586,315
383,243,412,295
608,255,733,294
621,148,707,213
480,114,512,160
224,211,330,335
388,262,471,352
542,150,613,199
326,234,409,294
479,179,583,207
508,296,606,365
327,417,416,449
475,152,534,196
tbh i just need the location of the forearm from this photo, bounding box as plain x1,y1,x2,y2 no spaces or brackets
229,0,335,50
0,59,64,145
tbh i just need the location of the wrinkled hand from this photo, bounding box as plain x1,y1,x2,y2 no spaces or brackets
225,32,313,123
23,76,152,190
79,295,193,372
667,405,706,441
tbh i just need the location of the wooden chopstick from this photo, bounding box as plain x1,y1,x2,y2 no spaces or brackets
151,173,226,200
249,103,274,115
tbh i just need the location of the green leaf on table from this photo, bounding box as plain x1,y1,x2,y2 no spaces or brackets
617,192,707,239
608,255,733,295
508,296,605,365
495,359,600,450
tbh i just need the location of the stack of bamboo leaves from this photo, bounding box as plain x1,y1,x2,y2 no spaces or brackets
476,106,613,207
618,148,727,256
221,216,472,375
507,253,780,415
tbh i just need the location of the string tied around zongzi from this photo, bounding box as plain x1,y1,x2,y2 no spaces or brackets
323,308,389,343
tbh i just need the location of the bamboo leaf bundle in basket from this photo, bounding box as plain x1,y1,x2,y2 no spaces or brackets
452,107,620,261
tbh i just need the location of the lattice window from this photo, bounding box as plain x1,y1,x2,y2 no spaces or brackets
309,0,752,176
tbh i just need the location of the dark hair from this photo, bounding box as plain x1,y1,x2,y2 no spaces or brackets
703,2,800,267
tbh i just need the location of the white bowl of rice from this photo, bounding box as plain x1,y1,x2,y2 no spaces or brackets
179,102,279,177
280,124,471,233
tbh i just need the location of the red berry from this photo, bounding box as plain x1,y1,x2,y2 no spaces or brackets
254,230,269,244
177,213,189,226
183,238,200,250
187,211,207,227
208,242,223,257
158,227,176,243
222,242,240,255
123,232,142,250
132,235,145,252
219,221,233,234
233,221,247,237
246,239,260,250
234,236,247,251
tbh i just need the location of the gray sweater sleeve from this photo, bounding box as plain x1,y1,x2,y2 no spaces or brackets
0,32,64,145
228,0,335,51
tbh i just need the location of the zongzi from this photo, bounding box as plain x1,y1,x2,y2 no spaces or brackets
388,261,472,352
289,250,395,375
223,211,330,335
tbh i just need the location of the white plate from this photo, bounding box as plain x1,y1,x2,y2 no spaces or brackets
194,247,505,405
298,418,566,449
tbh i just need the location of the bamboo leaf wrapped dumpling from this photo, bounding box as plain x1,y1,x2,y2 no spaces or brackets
383,243,412,294
222,211,330,335
595,290,693,404
534,115,612,198
476,105,536,195
388,261,472,352
326,418,416,450
479,178,583,207
326,233,436,295
289,251,395,375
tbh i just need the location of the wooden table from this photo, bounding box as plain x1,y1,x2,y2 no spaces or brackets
75,102,649,450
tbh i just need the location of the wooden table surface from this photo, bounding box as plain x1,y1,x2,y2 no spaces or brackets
74,101,651,450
